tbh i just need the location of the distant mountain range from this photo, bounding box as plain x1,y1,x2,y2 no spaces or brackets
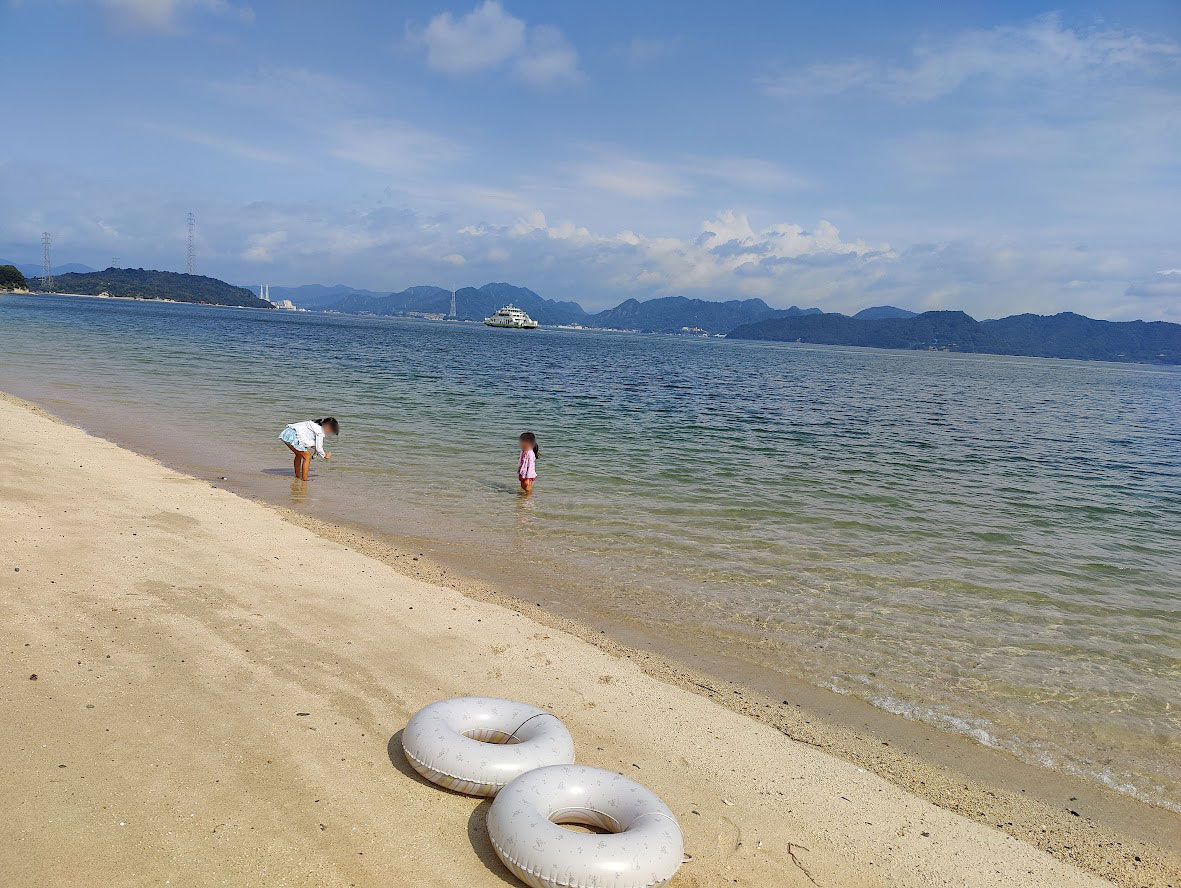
728,310,1181,364
273,282,824,333
4,261,97,279
251,283,388,310
11,261,1174,364
28,268,271,309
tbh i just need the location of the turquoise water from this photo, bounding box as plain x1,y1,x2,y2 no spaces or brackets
2,293,1179,809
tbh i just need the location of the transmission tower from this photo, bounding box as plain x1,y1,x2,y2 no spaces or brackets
111,257,120,269
186,212,197,275
41,232,53,292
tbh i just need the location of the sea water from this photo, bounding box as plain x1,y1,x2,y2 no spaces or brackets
2,293,1178,810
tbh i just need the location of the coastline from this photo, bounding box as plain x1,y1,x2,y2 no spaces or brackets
0,390,1144,888
0,392,1176,883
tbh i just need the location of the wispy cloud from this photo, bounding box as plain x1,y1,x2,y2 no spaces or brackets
98,0,253,32
406,1,582,87
572,152,692,199
205,67,461,176
330,119,463,174
760,14,1180,101
569,148,804,200
143,122,290,164
208,66,371,118
612,35,684,66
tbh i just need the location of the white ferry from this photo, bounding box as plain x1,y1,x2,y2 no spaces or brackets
484,304,539,329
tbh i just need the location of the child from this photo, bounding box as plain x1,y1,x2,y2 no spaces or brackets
518,432,538,494
279,417,339,481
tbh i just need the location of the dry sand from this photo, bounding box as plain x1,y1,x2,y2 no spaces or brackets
0,393,1158,887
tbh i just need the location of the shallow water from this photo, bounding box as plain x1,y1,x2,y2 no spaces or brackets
3,293,1178,810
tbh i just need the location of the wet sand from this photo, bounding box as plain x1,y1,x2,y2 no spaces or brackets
0,392,1176,887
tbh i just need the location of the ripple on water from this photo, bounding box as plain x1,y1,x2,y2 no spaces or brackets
1,293,1179,810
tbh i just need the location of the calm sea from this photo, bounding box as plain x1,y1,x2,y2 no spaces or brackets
3,293,1178,810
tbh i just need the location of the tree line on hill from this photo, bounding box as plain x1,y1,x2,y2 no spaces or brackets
0,265,28,291
25,268,271,308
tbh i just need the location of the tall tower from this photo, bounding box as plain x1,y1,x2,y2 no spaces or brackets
41,232,53,292
449,290,457,319
186,212,197,275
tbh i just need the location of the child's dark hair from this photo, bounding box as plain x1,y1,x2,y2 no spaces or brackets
519,431,538,460
317,417,340,434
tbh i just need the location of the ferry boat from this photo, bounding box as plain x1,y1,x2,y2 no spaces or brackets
484,305,539,329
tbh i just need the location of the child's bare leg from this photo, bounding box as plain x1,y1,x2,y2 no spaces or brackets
300,452,311,481
283,441,302,478
521,478,533,495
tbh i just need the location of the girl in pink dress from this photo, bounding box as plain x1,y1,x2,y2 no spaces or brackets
517,432,538,494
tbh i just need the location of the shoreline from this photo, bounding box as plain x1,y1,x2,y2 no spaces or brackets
2,390,1178,886
15,292,1180,365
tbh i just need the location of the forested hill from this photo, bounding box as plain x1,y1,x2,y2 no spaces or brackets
0,265,28,291
587,296,821,333
727,310,1181,364
321,282,589,325
30,268,272,308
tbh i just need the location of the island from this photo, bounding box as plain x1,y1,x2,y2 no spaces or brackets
29,268,272,309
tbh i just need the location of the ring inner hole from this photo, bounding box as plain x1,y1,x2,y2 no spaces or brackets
549,806,619,835
462,728,520,745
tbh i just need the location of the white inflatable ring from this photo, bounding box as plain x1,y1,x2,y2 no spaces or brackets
488,764,684,888
402,697,575,797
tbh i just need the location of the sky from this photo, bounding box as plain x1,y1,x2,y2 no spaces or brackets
1,0,1179,319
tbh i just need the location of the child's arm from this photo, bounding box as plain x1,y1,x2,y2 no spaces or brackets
314,430,329,459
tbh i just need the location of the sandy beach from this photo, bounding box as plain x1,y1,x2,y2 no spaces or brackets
0,392,1173,888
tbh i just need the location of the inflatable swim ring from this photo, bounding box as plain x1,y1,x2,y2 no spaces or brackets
487,764,684,888
402,697,575,796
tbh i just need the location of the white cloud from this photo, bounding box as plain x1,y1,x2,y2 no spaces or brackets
512,24,581,87
98,0,253,31
407,1,581,86
761,14,1179,102
410,0,524,74
3,158,1176,323
462,208,888,295
242,230,286,262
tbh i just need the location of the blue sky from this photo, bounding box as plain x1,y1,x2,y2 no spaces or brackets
2,0,1179,319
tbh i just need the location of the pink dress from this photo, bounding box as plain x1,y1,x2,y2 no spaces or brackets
518,449,537,481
